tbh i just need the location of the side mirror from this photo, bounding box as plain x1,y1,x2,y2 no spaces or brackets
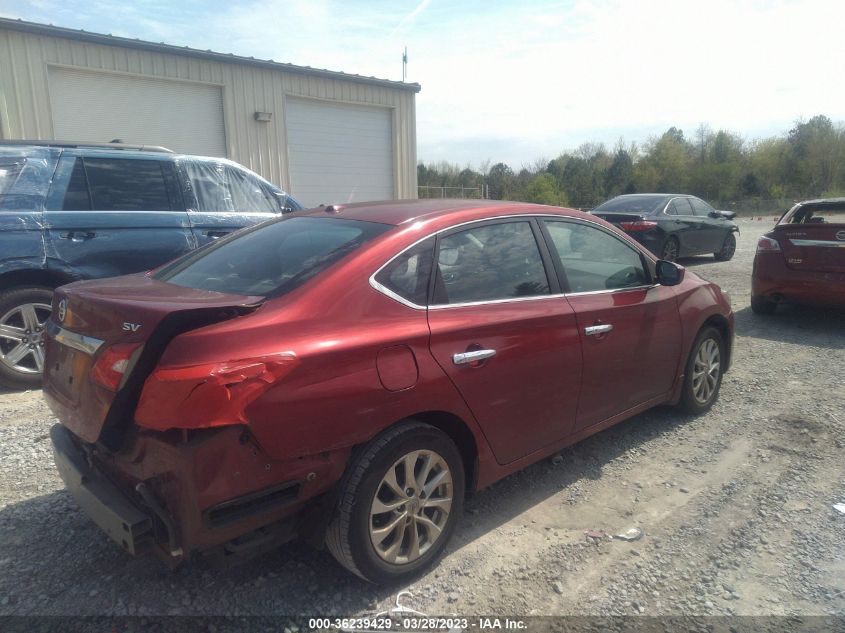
656,260,685,286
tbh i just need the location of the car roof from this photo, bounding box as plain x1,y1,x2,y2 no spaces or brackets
294,199,589,227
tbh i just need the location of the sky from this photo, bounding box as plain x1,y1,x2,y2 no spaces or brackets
2,0,845,168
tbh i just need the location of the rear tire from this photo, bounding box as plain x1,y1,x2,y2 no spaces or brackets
660,236,679,262
751,295,777,315
678,326,725,414
714,232,736,261
0,287,53,390
325,421,464,584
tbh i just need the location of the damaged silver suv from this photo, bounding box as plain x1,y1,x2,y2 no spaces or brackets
0,140,301,388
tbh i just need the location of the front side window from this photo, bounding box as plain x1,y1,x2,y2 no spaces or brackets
544,221,649,293
433,221,550,305
82,158,177,211
690,198,713,216
374,238,435,306
156,216,391,296
226,167,278,213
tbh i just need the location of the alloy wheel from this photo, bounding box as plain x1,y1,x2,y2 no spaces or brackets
720,234,736,259
691,338,720,404
662,238,679,262
369,449,453,565
0,302,51,375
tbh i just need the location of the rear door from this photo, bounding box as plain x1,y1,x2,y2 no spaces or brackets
689,197,727,252
540,219,682,431
180,159,281,247
426,219,582,464
43,152,194,280
778,206,845,273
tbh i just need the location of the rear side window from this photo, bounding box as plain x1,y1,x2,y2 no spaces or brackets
374,238,435,306
156,216,391,296
544,221,649,293
433,221,550,305
83,158,177,211
672,198,694,215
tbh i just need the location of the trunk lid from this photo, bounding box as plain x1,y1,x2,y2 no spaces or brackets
43,274,262,445
774,223,845,272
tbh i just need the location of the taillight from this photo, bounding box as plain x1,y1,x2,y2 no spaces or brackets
134,351,299,431
90,343,143,391
619,220,658,232
756,236,781,252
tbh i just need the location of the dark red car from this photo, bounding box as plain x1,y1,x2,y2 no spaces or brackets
44,200,733,584
752,198,845,314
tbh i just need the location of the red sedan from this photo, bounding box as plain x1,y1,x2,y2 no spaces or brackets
752,198,845,313
43,200,733,584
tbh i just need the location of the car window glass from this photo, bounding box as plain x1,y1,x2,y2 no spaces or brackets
690,198,712,216
789,207,845,224
0,159,24,198
433,221,549,305
157,216,390,296
665,201,678,215
182,160,232,212
673,198,693,215
226,167,278,213
60,157,92,210
544,221,649,293
82,158,174,211
374,238,435,306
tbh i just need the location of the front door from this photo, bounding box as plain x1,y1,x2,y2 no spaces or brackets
426,219,582,465
541,219,683,430
44,153,194,280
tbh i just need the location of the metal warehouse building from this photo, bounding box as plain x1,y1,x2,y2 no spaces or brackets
0,18,420,207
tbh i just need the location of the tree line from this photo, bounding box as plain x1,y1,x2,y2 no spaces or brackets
417,115,845,212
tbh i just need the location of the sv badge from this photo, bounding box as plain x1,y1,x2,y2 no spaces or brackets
122,322,141,332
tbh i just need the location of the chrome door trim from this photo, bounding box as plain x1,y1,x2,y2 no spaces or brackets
368,213,659,309
789,239,845,248
584,324,614,336
45,321,104,356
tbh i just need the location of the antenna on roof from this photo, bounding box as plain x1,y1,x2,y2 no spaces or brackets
402,46,408,82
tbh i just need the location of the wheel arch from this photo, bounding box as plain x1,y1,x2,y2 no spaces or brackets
0,267,75,293
702,313,732,371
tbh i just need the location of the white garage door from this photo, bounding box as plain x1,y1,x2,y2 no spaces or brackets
286,98,393,207
48,67,226,157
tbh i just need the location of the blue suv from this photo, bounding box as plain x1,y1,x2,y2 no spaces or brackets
0,141,301,388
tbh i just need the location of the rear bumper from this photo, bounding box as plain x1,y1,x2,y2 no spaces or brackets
752,253,845,306
50,422,349,562
50,423,156,555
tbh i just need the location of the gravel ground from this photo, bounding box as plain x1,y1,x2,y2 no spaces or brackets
0,224,843,620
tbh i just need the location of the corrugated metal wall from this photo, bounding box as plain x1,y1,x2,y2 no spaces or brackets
0,28,418,198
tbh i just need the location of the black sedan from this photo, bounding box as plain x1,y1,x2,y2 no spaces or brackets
591,194,739,261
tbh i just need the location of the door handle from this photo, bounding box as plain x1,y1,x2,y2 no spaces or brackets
60,231,96,241
204,230,232,239
585,324,613,336
453,349,496,365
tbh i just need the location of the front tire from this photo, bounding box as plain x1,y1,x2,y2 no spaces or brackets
0,287,53,389
714,232,736,261
678,326,725,414
326,421,465,584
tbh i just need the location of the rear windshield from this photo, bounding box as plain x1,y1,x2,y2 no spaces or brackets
156,216,391,296
786,204,845,224
593,195,668,215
